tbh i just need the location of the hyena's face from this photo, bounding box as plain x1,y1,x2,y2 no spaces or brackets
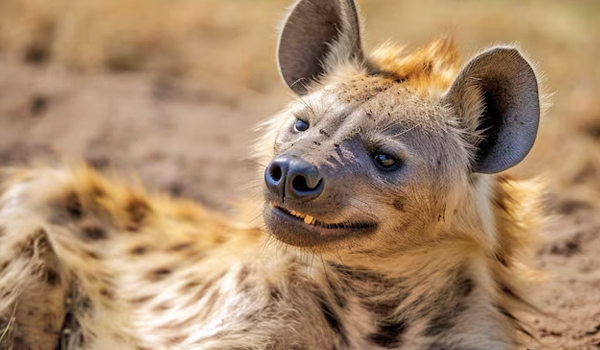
262,77,467,253
260,0,540,256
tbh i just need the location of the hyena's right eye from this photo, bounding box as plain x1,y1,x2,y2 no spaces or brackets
294,119,309,132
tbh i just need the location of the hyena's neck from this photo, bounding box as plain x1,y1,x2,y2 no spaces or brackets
293,245,498,349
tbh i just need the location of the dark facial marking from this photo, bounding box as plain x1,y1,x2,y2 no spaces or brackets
81,225,108,241
319,129,330,137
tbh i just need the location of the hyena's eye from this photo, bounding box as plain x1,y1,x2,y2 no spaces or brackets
373,152,397,169
294,119,309,132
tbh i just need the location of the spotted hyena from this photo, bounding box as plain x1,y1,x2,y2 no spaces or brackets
0,0,545,349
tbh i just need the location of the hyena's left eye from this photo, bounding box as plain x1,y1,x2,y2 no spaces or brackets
294,119,309,132
373,152,397,169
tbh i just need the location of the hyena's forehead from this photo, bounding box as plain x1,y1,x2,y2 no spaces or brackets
303,74,459,135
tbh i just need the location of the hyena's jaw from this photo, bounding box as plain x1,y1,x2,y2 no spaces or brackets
263,202,378,247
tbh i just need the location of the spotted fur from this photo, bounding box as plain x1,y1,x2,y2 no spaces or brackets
0,0,546,349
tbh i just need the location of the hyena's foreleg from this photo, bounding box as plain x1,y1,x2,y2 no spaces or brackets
0,171,71,350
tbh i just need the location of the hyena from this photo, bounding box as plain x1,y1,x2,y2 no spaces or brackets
0,0,545,349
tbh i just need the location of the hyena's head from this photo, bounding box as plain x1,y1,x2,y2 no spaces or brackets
258,0,540,257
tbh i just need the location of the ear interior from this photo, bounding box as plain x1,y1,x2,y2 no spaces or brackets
277,0,363,95
445,47,540,174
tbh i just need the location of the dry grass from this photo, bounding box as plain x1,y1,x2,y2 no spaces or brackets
0,0,599,199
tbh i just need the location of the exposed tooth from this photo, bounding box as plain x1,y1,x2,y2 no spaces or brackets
304,215,314,224
269,202,275,209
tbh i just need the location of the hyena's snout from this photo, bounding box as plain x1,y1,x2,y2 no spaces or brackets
265,155,324,202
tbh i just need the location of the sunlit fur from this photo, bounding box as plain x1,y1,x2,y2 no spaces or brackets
0,9,545,350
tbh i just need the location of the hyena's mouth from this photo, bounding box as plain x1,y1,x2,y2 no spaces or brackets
264,203,377,247
270,203,374,229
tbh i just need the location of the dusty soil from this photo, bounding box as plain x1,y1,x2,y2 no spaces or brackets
0,1,599,349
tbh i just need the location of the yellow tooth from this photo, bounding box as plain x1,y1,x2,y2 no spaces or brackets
304,215,314,224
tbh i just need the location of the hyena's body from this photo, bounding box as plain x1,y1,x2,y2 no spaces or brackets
0,0,544,349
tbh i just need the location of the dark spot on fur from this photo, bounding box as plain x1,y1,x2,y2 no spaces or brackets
92,185,106,198
153,303,170,312
13,335,27,349
85,250,101,259
316,291,348,347
367,320,406,348
424,271,473,337
424,306,464,337
313,141,321,146
327,278,347,309
130,246,148,255
180,279,202,294
81,225,108,241
0,261,9,271
167,335,186,345
20,236,37,258
456,274,474,297
169,242,193,252
333,143,340,148
66,192,83,220
497,305,517,321
99,288,114,299
237,266,250,285
319,129,330,137
30,95,48,116
44,268,61,286
87,157,110,170
130,295,153,305
495,252,508,267
269,285,282,301
393,199,405,212
427,345,465,350
148,267,172,281
125,198,151,232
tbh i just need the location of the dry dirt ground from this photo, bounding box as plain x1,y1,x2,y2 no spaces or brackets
1,0,600,349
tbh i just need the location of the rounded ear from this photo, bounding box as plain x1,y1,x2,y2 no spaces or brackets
277,0,364,95
444,47,540,174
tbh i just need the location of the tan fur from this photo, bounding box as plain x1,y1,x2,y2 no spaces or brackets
0,2,546,349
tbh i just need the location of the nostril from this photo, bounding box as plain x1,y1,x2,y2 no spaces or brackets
291,175,323,193
269,165,283,182
292,175,310,192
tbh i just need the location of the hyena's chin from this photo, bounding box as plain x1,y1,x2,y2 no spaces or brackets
262,202,378,247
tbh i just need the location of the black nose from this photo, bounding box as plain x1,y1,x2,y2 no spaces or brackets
265,155,324,202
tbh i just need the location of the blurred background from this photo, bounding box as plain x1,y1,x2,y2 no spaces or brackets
0,0,599,348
